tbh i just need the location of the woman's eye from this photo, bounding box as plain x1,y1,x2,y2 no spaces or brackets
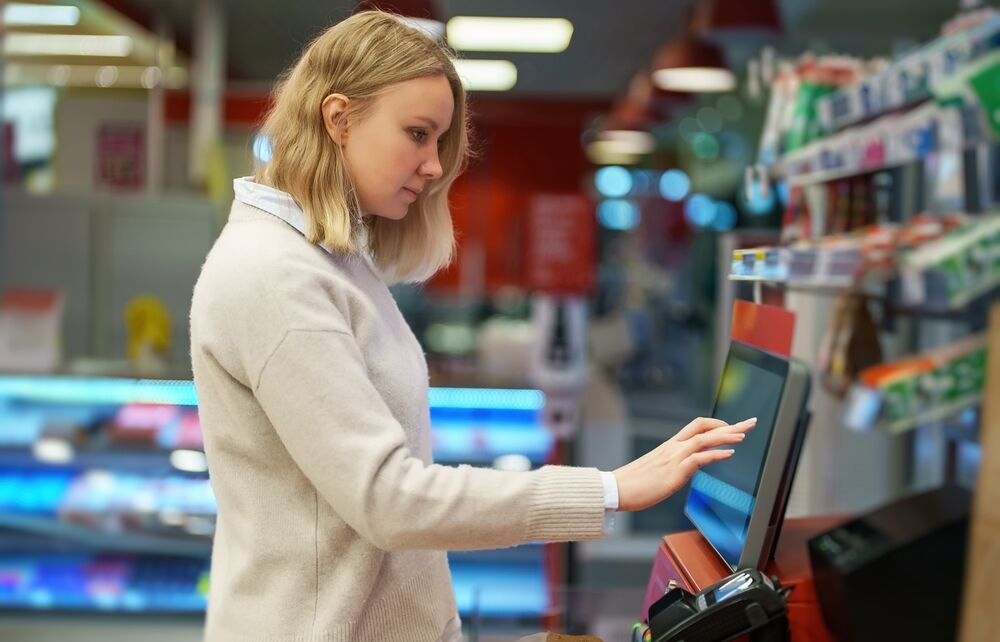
410,129,428,143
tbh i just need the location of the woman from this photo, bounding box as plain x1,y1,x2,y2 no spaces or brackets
190,10,754,642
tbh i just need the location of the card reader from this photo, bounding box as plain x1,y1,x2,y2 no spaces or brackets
645,569,792,642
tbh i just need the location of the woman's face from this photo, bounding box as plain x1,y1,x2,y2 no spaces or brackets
331,75,455,220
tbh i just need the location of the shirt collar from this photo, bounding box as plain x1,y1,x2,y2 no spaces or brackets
232,176,308,236
232,176,382,280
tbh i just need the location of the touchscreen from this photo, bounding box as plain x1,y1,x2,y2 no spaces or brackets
685,343,788,568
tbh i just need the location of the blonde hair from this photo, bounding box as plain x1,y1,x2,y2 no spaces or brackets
255,10,468,283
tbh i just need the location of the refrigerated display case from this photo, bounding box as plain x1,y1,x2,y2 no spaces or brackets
0,375,560,620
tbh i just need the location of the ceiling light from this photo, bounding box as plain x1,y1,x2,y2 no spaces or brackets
451,59,517,91
397,17,445,41
447,17,573,53
95,66,118,87
3,3,81,27
5,34,133,57
141,66,162,89
47,64,71,86
653,67,736,93
599,130,655,154
6,63,188,88
652,36,736,93
585,141,643,166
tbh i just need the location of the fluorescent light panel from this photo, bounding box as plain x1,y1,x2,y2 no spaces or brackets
452,59,517,91
447,17,573,53
3,3,80,26
5,33,133,57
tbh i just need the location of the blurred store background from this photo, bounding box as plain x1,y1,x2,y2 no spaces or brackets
1,0,998,640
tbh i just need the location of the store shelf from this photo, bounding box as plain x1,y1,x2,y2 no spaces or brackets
771,15,1000,186
816,14,1000,133
0,513,211,558
0,375,563,617
729,215,1000,310
0,553,209,613
843,333,987,434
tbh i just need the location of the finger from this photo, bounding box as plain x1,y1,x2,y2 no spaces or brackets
688,448,736,469
719,417,757,435
683,430,746,456
674,448,736,482
675,417,727,441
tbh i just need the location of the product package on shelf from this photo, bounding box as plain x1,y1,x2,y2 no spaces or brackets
731,214,999,312
816,9,1000,132
762,11,1000,188
899,214,1000,308
0,290,64,374
844,333,987,433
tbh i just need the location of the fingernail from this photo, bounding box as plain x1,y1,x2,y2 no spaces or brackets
746,417,757,425
727,449,736,454
738,433,746,440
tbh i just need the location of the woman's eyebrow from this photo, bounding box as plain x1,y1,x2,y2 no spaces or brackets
414,116,444,132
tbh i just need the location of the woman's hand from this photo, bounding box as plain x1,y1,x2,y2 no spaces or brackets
613,417,757,512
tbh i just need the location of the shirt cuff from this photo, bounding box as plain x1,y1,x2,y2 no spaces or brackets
600,471,620,510
599,470,619,535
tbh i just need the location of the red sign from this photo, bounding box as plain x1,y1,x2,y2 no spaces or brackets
96,123,145,190
730,299,796,357
524,194,595,294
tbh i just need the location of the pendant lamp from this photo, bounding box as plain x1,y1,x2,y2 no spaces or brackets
651,35,736,93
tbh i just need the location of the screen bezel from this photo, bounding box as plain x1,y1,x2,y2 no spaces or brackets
684,340,810,572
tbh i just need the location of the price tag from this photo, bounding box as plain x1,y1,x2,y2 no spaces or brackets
901,267,927,305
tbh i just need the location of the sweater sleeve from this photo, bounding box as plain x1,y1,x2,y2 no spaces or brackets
254,328,606,552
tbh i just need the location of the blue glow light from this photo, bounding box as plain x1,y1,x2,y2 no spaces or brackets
685,194,716,228
659,169,691,201
597,199,640,231
0,376,546,413
594,166,633,198
740,180,776,216
252,134,272,164
713,202,738,231
776,180,790,206
450,559,546,617
431,424,553,463
427,387,545,411
0,377,200,406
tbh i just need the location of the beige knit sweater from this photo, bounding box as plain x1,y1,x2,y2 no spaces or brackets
189,201,607,642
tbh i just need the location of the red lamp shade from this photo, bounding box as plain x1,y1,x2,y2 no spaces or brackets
694,0,782,35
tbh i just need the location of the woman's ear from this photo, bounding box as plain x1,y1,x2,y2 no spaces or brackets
321,93,351,145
